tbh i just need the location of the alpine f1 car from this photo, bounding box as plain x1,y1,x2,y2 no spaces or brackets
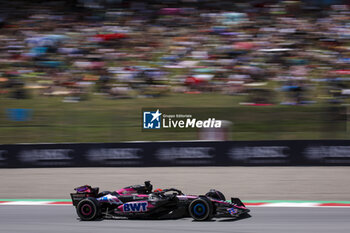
70,181,250,221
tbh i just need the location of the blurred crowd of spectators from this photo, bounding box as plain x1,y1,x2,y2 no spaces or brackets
0,0,349,104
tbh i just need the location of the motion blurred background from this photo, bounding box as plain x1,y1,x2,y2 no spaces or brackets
0,0,349,143
1,5,350,231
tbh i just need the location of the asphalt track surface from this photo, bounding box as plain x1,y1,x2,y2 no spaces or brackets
1,206,350,233
1,167,350,200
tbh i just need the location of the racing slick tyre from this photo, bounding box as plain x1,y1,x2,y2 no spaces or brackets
205,189,226,201
188,197,213,221
76,197,101,221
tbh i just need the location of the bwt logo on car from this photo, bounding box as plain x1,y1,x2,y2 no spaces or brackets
123,202,148,212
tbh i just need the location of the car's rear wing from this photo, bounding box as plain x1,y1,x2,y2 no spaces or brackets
70,185,99,206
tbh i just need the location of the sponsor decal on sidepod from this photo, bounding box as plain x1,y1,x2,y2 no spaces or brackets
122,202,148,212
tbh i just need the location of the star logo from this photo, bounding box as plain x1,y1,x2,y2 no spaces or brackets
143,109,162,129
151,109,162,122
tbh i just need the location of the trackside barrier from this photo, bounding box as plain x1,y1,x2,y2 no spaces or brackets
0,140,350,168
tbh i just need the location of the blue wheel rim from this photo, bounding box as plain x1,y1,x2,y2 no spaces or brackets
193,203,206,216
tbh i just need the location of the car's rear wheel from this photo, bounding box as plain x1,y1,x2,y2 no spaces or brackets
76,197,100,221
188,197,213,221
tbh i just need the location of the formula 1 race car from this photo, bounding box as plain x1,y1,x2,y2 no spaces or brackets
70,181,250,221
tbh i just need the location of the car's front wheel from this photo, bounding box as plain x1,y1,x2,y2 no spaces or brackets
76,197,100,221
188,197,213,221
